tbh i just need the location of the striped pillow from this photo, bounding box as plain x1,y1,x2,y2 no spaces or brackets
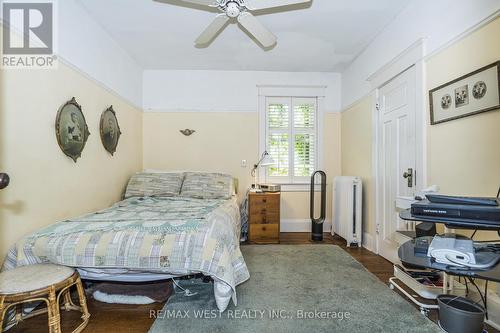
124,172,184,198
180,172,233,199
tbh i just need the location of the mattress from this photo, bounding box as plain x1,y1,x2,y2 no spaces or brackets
77,268,181,282
3,196,250,311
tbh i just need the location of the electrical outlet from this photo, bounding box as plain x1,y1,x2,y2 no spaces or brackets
241,160,247,168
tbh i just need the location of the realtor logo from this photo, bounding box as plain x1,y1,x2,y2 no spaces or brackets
2,0,57,68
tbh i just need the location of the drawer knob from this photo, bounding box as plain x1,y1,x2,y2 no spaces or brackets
262,227,266,231
261,209,266,214
262,199,267,203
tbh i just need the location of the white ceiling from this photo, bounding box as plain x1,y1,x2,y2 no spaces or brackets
76,0,412,72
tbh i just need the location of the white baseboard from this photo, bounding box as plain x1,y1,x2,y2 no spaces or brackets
280,219,332,233
362,232,374,252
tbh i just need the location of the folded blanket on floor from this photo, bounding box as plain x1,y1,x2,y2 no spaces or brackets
88,280,174,303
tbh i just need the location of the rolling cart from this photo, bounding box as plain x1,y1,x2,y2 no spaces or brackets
390,209,500,317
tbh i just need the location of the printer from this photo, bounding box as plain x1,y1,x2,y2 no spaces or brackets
426,234,500,269
410,194,500,226
427,235,476,266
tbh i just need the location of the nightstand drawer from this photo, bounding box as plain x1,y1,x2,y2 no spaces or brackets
249,224,279,243
249,212,279,224
249,205,279,215
249,193,280,209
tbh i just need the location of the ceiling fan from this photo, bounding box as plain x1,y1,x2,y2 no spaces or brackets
169,0,312,48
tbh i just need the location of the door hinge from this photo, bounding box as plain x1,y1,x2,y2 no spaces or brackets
376,224,380,234
376,103,380,111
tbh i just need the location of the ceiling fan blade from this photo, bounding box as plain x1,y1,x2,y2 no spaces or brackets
178,0,220,6
237,12,276,48
195,14,230,45
244,0,311,10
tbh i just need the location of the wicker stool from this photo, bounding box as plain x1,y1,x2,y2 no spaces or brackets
0,264,90,333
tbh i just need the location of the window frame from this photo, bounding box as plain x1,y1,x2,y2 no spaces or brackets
258,85,325,192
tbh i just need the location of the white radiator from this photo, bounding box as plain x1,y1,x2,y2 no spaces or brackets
332,176,363,247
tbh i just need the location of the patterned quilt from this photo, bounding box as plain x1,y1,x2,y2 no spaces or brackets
3,196,250,310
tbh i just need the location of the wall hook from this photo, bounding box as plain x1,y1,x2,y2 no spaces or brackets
180,129,196,136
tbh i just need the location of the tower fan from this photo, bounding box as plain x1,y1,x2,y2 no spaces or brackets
310,170,327,241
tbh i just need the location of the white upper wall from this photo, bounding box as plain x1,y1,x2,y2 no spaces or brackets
143,70,342,113
341,0,500,109
58,0,143,107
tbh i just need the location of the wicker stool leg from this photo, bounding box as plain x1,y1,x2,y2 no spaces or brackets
15,304,22,323
0,296,5,331
73,277,89,333
76,278,89,318
48,286,62,333
63,289,73,311
72,278,90,333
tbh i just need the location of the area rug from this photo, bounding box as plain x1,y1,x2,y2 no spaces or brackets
149,245,440,333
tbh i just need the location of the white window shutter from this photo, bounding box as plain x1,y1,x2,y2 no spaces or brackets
265,97,318,184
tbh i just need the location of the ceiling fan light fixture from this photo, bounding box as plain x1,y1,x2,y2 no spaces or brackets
225,2,241,18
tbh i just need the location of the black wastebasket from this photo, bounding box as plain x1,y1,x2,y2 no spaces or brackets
437,295,485,333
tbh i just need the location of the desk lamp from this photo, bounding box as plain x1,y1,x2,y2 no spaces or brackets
251,151,275,192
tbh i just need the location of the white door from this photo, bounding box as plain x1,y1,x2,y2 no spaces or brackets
377,66,417,263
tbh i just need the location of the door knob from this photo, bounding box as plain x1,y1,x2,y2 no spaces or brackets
0,173,10,190
403,168,413,188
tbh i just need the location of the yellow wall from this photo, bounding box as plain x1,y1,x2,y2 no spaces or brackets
426,17,500,239
339,18,500,242
340,97,374,235
426,17,500,196
143,112,341,223
0,62,143,262
143,112,258,200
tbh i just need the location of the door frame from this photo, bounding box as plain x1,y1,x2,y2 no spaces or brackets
369,39,428,255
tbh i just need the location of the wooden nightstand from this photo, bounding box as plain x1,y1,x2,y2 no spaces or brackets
248,192,280,244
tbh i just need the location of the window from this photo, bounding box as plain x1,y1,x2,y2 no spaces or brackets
265,97,318,184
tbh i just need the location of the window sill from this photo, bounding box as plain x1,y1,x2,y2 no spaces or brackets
277,183,323,192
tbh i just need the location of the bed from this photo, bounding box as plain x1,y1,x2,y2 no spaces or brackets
2,172,250,312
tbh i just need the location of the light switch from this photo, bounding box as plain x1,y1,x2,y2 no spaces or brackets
241,160,247,168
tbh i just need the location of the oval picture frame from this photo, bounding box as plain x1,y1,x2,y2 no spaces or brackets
100,106,122,155
55,97,90,163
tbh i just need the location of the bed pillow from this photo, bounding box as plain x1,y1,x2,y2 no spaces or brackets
124,172,184,198
180,172,233,199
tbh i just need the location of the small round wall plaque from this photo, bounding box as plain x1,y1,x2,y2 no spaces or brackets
55,97,90,163
100,106,122,155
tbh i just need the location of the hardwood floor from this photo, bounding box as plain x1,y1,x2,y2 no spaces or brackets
8,233,497,332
